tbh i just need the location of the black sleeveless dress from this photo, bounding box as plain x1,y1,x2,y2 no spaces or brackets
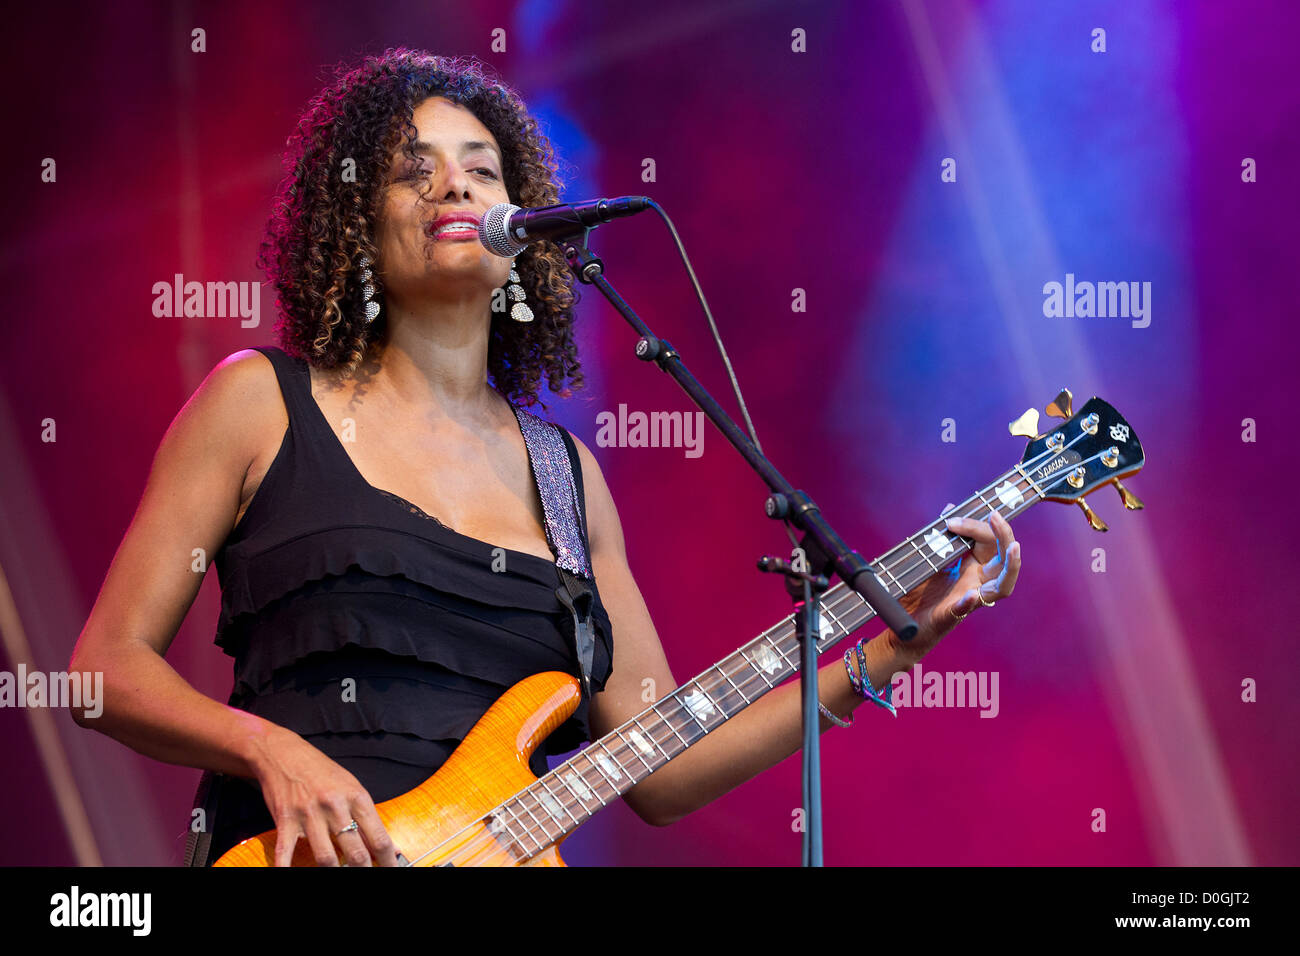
200,346,614,863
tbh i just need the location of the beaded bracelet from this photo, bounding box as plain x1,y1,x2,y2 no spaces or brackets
843,638,898,717
856,640,898,716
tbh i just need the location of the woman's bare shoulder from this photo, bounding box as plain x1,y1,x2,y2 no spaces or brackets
184,349,287,436
149,349,290,495
203,348,282,406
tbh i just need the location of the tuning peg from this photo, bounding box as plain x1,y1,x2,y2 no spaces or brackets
1008,407,1041,439
1045,388,1074,420
1077,499,1108,532
1112,479,1144,511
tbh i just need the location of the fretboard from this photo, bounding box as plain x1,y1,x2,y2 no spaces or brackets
480,462,1045,861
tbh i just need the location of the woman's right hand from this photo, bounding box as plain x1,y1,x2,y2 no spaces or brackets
251,727,401,867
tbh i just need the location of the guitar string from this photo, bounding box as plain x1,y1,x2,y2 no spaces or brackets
406,483,1027,868
412,486,1035,866
407,431,1115,865
410,457,1067,867
427,489,1036,866
405,442,1073,866
426,460,1088,867
483,434,1081,841
418,436,1082,863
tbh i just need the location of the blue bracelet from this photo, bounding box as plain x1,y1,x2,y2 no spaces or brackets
843,648,863,694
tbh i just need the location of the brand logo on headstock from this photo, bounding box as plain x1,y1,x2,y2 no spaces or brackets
1109,423,1130,443
1030,450,1082,485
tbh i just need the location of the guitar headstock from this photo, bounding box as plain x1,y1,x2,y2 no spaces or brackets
1010,388,1145,532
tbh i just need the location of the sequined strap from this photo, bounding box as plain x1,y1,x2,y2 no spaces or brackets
510,406,592,580
511,405,598,698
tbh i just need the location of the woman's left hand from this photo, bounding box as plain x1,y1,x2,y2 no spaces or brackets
884,509,1022,668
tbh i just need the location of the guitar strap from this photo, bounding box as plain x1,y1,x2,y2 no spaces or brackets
184,406,598,867
510,405,598,700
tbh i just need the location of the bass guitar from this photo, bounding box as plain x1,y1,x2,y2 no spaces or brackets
214,389,1145,866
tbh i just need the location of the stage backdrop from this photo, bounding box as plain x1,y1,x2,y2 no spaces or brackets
1,0,1296,866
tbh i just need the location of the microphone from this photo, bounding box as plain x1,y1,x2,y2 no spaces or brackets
477,197,651,257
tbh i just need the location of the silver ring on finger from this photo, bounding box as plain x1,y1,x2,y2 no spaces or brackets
336,820,360,837
978,590,997,608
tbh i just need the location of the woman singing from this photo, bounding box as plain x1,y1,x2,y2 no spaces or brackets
68,48,1021,866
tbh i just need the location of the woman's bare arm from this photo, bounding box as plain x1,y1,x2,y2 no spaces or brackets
69,350,399,866
69,349,283,767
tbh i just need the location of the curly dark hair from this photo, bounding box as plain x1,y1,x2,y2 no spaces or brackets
258,48,584,408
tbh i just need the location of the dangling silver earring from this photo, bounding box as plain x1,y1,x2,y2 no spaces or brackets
506,258,534,323
358,255,380,325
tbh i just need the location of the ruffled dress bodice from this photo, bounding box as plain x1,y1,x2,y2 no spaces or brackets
200,346,613,862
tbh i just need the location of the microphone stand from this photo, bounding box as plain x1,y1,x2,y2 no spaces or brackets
553,228,917,867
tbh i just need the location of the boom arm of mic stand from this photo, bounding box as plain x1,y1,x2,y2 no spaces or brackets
557,232,917,642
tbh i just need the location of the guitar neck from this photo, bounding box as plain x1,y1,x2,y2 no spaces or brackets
487,462,1045,857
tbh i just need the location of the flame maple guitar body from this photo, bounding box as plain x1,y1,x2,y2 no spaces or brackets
213,671,582,867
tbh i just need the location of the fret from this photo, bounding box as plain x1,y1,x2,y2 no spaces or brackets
748,647,779,689
824,595,863,642
615,727,657,774
668,694,709,742
814,602,848,654
1013,478,1038,514
878,567,899,598
647,704,688,752
605,733,650,780
818,592,855,638
529,786,568,842
786,615,827,664
819,600,843,635
561,765,603,808
697,670,729,716
678,685,718,734
711,663,741,703
874,554,906,597
878,541,911,570
896,555,930,594
512,791,558,846
908,535,941,574
536,776,581,829
715,661,752,705
579,751,618,802
574,754,608,798
502,822,537,865
592,739,629,786
991,471,1031,514
627,718,666,764
496,802,540,857
746,636,786,682
974,489,998,519
574,760,609,807
773,633,799,670
734,658,773,701
768,634,805,681
836,587,868,618
1013,463,1046,500
840,599,876,639
482,808,525,861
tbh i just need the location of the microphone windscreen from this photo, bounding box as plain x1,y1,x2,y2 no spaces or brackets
478,203,526,257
